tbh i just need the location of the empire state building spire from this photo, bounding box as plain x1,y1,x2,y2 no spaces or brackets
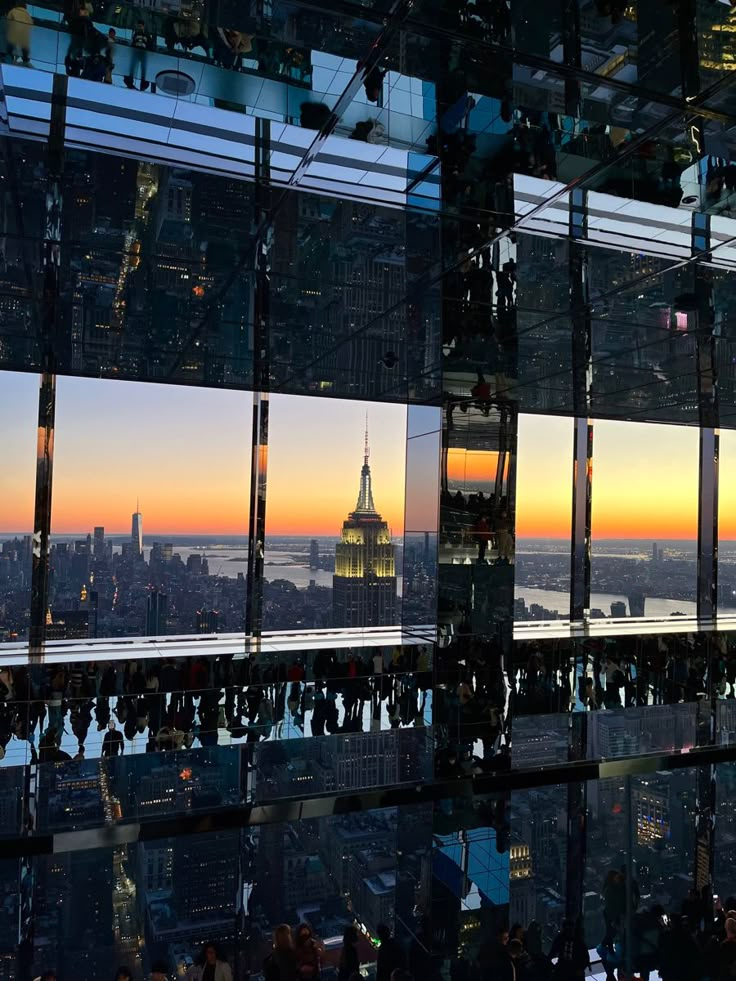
334,421,396,628
354,418,376,513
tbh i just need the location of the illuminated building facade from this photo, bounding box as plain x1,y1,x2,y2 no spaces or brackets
333,430,397,628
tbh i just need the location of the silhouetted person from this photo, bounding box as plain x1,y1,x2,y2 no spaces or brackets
102,719,124,757
658,915,700,981
549,919,590,980
716,917,736,980
478,926,511,981
338,925,360,981
295,924,323,981
264,924,297,981
376,924,406,981
124,19,151,91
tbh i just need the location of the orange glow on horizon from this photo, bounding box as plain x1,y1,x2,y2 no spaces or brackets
447,448,508,488
516,415,700,541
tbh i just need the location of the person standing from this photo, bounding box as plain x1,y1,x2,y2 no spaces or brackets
264,924,297,981
125,19,151,91
5,2,32,65
295,924,323,981
717,917,736,980
549,919,590,981
102,719,124,757
338,925,360,981
185,944,233,981
376,924,406,981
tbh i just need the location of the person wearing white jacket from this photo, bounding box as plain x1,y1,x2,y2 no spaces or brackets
184,945,233,981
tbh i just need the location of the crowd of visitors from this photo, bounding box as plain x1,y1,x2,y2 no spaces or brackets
33,881,736,981
0,648,433,764
474,885,736,981
440,486,514,563
2,0,313,90
35,927,418,981
514,632,725,716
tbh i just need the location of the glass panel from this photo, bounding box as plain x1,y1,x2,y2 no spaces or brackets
0,138,46,373
510,780,568,949
516,233,574,416
589,250,698,426
58,151,255,390
263,395,406,633
718,429,736,613
50,377,250,640
590,420,699,620
268,191,441,402
584,766,700,970
0,371,38,644
515,413,573,622
403,408,440,628
715,761,736,903
0,645,435,771
15,803,433,979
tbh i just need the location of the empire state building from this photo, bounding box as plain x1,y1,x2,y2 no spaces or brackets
333,428,397,628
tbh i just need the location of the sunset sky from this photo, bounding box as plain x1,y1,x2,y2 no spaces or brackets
516,414,702,540
2,369,734,540
0,372,407,536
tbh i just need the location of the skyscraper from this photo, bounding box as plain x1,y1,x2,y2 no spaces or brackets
309,538,320,569
145,588,168,636
93,526,105,558
197,609,220,634
131,501,143,558
333,427,397,628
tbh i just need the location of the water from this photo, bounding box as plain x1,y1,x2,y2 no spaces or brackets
176,546,336,588
517,587,700,618
518,587,736,619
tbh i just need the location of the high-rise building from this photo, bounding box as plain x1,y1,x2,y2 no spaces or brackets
333,428,397,628
196,609,220,634
309,538,320,570
131,501,143,557
93,526,105,558
145,588,168,636
45,609,90,641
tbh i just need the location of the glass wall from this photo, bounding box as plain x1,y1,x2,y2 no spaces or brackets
0,371,38,643
263,395,407,633
719,429,736,613
590,420,699,620
50,377,251,640
515,414,573,622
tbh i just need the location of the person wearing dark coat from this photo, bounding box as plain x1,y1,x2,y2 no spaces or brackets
376,924,406,981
